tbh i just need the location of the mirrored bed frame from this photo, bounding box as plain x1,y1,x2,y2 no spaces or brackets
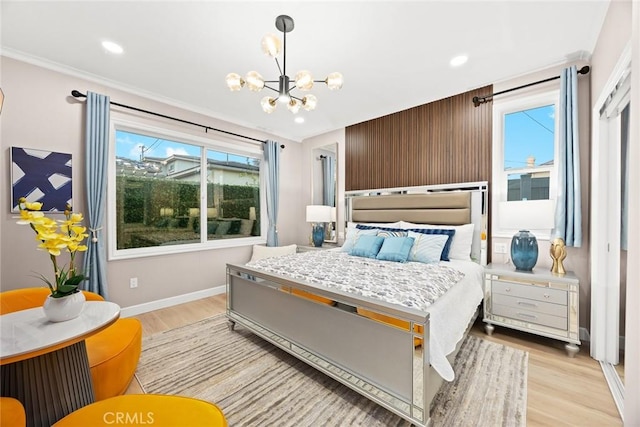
226,181,488,426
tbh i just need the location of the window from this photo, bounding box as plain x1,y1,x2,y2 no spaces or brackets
504,104,555,201
110,124,262,259
493,91,559,238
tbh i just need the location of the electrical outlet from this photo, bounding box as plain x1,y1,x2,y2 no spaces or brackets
129,277,138,289
494,243,508,254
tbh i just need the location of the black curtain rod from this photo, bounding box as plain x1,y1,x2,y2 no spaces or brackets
472,65,591,107
71,90,285,148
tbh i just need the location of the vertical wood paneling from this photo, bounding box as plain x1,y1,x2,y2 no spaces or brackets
345,86,492,191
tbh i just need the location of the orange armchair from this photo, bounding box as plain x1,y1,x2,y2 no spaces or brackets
0,287,142,401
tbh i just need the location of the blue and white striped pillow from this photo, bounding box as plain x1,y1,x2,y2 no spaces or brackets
377,229,407,238
407,231,450,264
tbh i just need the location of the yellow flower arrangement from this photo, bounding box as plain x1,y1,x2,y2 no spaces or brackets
17,197,89,298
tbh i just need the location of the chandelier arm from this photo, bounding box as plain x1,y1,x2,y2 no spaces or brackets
263,85,280,93
274,58,283,77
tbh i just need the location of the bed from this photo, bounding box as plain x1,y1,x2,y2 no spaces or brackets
226,182,488,426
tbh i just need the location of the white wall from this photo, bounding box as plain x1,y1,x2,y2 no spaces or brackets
0,56,302,309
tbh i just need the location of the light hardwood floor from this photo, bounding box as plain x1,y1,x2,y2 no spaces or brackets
126,294,622,426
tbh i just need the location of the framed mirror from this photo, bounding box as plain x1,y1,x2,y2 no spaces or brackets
312,143,337,243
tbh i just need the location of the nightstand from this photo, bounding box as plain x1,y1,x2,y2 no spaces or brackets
483,263,580,357
297,244,339,253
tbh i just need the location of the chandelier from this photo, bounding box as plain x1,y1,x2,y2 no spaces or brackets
225,15,343,114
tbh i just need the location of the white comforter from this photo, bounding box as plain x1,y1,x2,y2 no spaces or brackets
246,251,484,381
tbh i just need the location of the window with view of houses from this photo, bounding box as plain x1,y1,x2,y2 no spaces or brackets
112,128,261,256
504,104,555,201
492,90,559,237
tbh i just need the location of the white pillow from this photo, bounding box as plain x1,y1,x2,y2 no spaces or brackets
250,244,297,262
400,221,475,261
347,221,403,230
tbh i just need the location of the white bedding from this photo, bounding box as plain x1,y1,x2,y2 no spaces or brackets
426,259,484,381
246,251,483,381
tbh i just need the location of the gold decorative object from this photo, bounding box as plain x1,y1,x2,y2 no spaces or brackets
550,237,567,275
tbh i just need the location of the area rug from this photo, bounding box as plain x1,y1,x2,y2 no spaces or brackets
135,314,527,426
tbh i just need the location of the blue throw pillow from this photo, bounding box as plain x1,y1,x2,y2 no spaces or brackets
357,224,455,261
407,232,449,264
350,234,385,258
342,228,379,253
376,236,415,263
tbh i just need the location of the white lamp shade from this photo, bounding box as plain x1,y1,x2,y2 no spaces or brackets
249,207,256,221
287,99,300,114
302,94,317,111
245,71,265,92
261,96,276,113
160,207,174,217
326,72,344,90
207,207,218,218
498,200,555,230
261,34,281,57
225,73,244,91
189,208,200,217
330,207,336,222
306,205,332,223
295,70,314,91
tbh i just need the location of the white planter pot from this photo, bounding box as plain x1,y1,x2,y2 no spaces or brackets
42,292,86,322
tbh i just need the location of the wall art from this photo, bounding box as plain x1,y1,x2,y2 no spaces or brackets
11,146,72,212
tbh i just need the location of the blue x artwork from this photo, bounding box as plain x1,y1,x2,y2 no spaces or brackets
11,147,72,212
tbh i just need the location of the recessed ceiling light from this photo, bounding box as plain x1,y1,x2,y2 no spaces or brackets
102,40,124,54
450,54,468,67
294,117,305,124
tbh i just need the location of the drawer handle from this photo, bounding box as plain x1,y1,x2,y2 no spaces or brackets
517,301,538,308
517,312,537,320
505,287,511,292
543,294,551,298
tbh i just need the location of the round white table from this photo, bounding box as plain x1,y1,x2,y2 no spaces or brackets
1,301,120,427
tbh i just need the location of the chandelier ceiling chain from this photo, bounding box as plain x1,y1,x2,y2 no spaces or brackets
225,14,343,114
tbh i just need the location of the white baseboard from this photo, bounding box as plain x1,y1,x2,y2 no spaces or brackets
120,285,226,318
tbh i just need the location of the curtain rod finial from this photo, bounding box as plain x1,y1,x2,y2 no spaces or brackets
578,65,590,75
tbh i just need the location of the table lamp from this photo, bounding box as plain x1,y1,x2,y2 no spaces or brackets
306,205,332,247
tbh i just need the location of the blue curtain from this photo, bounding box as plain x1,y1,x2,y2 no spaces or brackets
82,92,110,297
322,155,336,207
263,140,280,247
553,66,582,247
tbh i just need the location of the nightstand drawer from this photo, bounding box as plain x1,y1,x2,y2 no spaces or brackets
492,280,567,305
492,303,568,330
492,293,567,317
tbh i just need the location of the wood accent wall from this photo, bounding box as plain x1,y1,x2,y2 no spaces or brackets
345,86,493,191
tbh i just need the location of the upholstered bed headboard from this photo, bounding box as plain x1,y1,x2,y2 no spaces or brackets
351,192,471,225
345,182,488,263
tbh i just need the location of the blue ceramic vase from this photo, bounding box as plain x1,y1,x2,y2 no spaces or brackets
511,230,538,271
312,224,325,247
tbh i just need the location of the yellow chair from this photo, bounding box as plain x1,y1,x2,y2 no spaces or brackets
0,397,26,427
53,394,227,427
0,287,142,401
